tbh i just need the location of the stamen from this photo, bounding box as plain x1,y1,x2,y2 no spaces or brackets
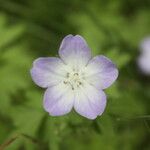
71,86,74,90
66,73,70,78
79,82,82,85
64,70,85,90
74,73,78,76
63,81,68,84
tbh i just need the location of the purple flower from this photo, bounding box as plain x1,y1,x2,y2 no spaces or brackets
138,37,150,75
30,35,118,119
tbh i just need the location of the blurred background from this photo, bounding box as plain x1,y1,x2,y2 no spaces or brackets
0,0,150,150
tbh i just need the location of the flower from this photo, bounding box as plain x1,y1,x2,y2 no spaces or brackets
138,37,150,75
30,35,118,119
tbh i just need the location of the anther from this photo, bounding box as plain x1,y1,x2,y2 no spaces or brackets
71,86,74,90
74,73,78,76
63,81,68,84
79,82,82,85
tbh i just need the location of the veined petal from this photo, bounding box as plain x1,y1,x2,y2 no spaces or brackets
59,35,91,68
74,84,106,120
44,83,74,116
30,57,66,88
85,55,118,89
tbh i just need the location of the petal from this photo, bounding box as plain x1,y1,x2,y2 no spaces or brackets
74,83,106,120
30,57,66,88
43,83,74,116
85,55,118,89
59,35,91,68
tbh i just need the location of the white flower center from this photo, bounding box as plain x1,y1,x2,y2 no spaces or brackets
63,70,85,90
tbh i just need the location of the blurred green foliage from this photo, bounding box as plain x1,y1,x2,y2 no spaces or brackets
0,0,150,150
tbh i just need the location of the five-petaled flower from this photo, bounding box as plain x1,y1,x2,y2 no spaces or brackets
30,35,118,119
